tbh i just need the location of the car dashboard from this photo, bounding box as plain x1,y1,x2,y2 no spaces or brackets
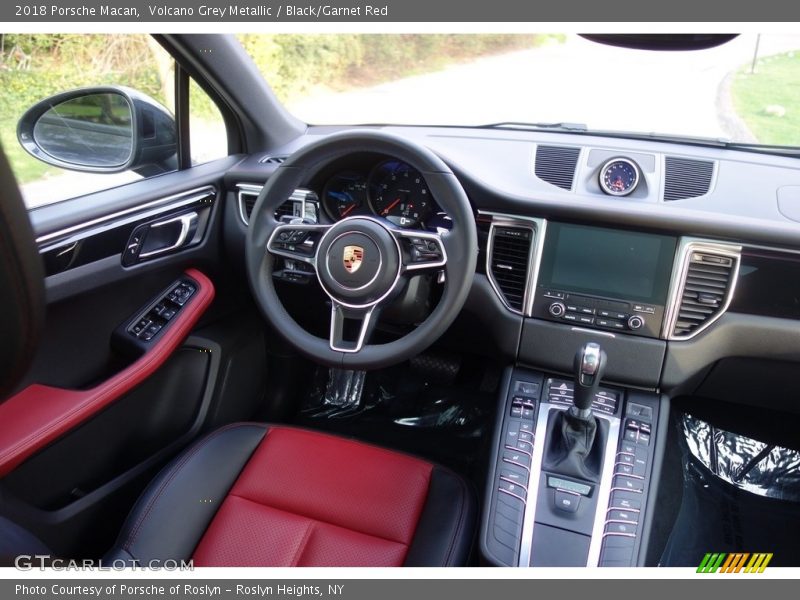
223,124,800,388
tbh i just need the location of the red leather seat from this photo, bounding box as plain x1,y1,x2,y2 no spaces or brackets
106,424,476,567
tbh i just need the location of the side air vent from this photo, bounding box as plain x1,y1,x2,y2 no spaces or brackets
259,155,288,165
664,157,715,201
488,226,533,312
236,184,318,226
669,245,740,339
534,145,581,190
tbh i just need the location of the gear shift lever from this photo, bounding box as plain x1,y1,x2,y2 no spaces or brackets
542,342,609,482
572,342,607,419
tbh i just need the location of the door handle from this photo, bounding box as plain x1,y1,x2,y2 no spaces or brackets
139,212,198,259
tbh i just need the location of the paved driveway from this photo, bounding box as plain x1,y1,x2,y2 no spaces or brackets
293,34,800,139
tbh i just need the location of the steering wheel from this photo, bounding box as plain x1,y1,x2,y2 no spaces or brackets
245,130,477,370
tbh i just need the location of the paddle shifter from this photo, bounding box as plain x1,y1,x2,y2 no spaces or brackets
543,342,609,482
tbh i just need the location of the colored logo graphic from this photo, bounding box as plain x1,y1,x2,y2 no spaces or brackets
697,553,773,573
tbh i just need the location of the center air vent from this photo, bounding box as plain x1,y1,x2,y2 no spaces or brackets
534,145,581,191
259,155,288,165
236,185,318,226
669,244,740,339
664,157,715,201
488,226,534,312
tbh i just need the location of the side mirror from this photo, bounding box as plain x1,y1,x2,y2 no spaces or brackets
17,86,177,176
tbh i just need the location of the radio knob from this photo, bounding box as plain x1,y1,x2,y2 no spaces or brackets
627,315,645,330
549,302,566,317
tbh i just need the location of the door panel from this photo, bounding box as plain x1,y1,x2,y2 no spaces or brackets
0,153,271,557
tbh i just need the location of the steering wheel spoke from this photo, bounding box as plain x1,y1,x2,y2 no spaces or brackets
266,222,331,267
391,228,448,274
329,302,380,353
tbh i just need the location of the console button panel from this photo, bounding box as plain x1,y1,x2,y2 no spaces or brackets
598,399,658,567
483,373,544,566
533,289,664,339
481,369,660,568
545,378,619,415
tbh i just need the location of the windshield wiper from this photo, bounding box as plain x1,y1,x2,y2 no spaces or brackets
482,121,588,132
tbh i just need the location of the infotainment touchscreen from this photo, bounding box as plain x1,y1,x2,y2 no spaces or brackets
539,223,677,304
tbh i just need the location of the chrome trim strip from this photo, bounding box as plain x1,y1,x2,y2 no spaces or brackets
569,326,616,338
662,238,742,340
516,402,546,567
607,506,640,515
480,211,546,317
586,411,622,567
516,401,620,567
498,488,528,504
236,183,316,226
328,303,376,353
499,476,528,493
37,186,216,249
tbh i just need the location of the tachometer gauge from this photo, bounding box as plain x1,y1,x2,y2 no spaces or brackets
599,158,640,196
369,161,432,228
322,171,368,220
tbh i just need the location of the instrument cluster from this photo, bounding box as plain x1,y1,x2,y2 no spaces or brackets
320,159,449,231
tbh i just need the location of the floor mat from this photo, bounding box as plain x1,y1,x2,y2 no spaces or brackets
659,413,800,566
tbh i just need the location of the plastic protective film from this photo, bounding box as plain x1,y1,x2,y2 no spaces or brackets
682,413,800,502
659,414,800,566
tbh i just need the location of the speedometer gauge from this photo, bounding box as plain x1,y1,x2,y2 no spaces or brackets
599,158,640,196
369,161,432,228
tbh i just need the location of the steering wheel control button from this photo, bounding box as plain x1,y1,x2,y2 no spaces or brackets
554,490,581,513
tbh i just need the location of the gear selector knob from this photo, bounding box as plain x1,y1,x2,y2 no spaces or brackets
572,342,607,416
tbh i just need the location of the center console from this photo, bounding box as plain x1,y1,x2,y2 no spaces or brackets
479,214,742,566
481,359,661,567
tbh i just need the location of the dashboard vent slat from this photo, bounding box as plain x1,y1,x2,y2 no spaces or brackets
664,157,715,201
489,226,533,312
259,155,288,165
671,249,738,338
534,145,580,191
238,186,318,225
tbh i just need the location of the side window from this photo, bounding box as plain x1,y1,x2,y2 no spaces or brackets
190,78,228,166
1,34,228,210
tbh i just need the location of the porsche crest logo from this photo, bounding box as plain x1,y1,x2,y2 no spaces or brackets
343,245,364,273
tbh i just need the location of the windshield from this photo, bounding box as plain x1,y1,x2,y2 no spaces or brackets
242,33,800,147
